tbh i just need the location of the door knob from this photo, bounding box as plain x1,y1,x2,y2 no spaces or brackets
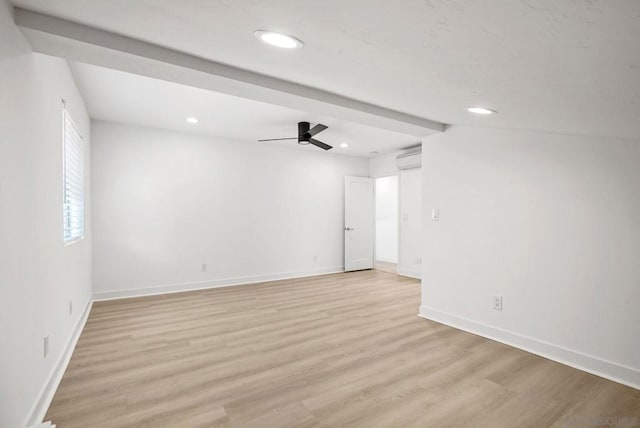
345,227,355,231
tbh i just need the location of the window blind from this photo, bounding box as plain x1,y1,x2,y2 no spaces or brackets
63,108,84,243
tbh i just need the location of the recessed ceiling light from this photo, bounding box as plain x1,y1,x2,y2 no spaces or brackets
254,30,304,49
467,107,496,115
186,117,199,124
340,142,349,148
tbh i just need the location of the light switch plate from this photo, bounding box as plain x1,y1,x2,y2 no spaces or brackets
431,208,439,221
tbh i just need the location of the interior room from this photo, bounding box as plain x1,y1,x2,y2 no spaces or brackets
374,175,399,273
1,1,639,427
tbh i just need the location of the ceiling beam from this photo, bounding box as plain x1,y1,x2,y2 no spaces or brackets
14,7,445,137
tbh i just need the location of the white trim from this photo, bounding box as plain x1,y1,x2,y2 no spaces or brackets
375,257,398,264
94,267,345,301
25,298,93,427
27,423,55,428
419,305,640,391
397,267,421,279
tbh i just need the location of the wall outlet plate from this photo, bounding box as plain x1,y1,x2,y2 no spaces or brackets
492,295,503,311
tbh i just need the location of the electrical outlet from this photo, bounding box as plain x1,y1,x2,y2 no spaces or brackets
43,335,49,358
69,300,73,315
201,264,208,272
313,255,318,262
492,295,503,311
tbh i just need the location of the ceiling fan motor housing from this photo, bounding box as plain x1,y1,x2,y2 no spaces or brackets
298,121,311,144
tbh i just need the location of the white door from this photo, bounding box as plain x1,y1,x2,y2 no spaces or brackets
344,176,374,271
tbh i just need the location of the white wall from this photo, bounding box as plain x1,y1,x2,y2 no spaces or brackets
420,125,640,388
375,176,398,263
91,121,369,298
0,1,92,426
369,151,422,278
398,168,422,277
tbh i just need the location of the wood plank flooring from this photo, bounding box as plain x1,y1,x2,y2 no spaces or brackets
46,270,639,427
374,261,397,274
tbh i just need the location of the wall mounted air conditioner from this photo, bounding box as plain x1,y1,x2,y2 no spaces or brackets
396,150,422,170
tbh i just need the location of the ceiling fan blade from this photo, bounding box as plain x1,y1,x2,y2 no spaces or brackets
308,123,328,137
309,138,333,150
257,137,297,142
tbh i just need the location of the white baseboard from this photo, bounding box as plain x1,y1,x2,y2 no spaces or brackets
25,298,93,427
397,266,421,279
93,266,345,301
419,305,640,391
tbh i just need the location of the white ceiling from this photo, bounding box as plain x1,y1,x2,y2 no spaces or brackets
69,62,420,157
13,0,640,140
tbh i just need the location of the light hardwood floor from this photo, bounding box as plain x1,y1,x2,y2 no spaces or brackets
374,261,397,274
46,270,639,427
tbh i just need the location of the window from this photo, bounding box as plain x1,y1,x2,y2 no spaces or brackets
63,107,84,244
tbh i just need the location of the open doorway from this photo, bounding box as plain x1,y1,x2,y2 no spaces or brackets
374,175,398,274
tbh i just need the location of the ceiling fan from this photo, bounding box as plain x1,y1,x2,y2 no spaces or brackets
258,121,332,150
